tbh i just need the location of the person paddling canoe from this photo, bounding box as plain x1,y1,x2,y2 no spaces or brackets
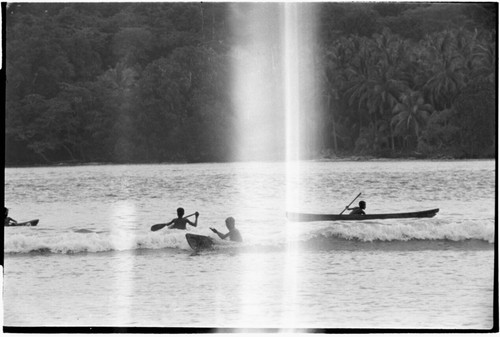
4,207,18,226
347,201,366,215
210,217,242,242
166,207,199,230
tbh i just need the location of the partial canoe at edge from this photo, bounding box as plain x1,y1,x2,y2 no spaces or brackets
286,209,439,222
5,219,39,227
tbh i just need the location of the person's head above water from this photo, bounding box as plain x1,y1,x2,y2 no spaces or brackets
225,217,235,230
359,201,366,209
177,207,185,218
4,207,8,217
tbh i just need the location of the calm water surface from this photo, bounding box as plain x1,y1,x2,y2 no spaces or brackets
4,160,495,329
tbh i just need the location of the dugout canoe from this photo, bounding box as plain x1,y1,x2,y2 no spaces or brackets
4,219,39,227
186,233,214,251
286,209,439,222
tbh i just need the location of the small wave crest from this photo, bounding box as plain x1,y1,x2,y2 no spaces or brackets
5,220,493,255
300,220,494,250
4,229,210,255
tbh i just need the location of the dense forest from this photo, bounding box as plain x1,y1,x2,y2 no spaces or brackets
5,2,497,165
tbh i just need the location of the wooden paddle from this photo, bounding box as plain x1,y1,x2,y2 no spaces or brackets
340,193,362,215
151,212,197,232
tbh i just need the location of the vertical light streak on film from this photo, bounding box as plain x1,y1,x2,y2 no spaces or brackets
230,4,284,162
229,4,280,329
283,3,318,330
229,2,319,329
283,2,301,330
109,201,136,325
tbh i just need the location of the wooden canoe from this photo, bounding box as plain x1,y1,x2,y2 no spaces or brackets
286,209,439,222
186,233,214,251
5,219,39,227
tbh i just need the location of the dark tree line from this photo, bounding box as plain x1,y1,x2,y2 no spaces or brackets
5,3,497,166
314,3,497,159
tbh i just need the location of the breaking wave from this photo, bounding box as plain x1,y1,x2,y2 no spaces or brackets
299,219,494,251
4,219,494,255
4,229,196,255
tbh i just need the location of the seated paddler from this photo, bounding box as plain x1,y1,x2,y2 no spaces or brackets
4,207,18,226
210,217,243,242
167,207,199,230
347,201,366,215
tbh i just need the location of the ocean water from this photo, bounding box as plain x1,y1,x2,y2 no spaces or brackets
3,160,495,330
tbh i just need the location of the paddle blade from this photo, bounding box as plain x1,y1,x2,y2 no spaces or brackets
151,223,168,232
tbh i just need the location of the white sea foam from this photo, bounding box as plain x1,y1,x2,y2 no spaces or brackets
4,230,199,254
5,218,493,255
313,220,494,243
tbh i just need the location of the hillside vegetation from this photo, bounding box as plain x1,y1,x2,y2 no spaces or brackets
5,3,497,165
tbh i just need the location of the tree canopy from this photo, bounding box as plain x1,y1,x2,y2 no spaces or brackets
5,2,497,166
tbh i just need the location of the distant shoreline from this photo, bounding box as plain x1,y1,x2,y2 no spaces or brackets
4,156,495,169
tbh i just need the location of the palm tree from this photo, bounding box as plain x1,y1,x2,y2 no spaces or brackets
471,31,496,84
392,90,434,150
421,30,465,110
319,36,364,153
344,31,411,152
